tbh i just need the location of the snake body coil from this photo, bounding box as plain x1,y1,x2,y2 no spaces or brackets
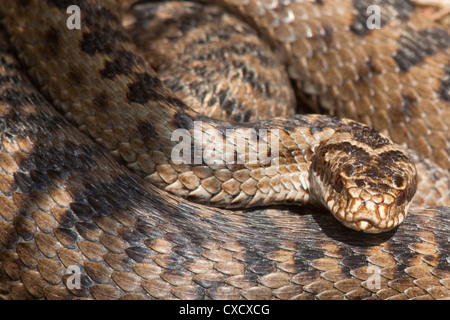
0,0,449,299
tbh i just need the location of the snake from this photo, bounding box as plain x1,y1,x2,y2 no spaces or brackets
0,0,449,299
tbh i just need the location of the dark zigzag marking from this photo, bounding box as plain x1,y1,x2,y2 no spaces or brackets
80,26,127,56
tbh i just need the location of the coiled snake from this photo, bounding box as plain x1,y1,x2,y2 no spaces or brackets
0,0,449,299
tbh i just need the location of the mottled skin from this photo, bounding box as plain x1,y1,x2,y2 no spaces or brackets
0,0,448,300
0,0,424,232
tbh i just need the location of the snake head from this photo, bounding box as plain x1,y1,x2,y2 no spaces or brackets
310,136,418,233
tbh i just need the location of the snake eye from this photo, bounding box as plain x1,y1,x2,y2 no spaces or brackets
334,174,344,192
396,189,407,206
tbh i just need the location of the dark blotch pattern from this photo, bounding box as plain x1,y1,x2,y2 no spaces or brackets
44,27,60,50
393,174,404,188
1,88,42,108
93,92,108,111
334,174,344,192
53,228,78,249
408,175,418,201
100,51,140,79
68,70,82,86
80,26,127,56
342,163,355,177
18,0,30,7
312,141,372,188
355,179,365,188
70,203,95,222
45,0,76,9
377,150,409,164
46,0,118,26
338,122,390,149
221,98,238,116
373,152,416,202
166,96,188,110
29,169,50,189
82,7,118,27
312,140,414,195
137,121,157,138
439,65,450,102
375,150,409,177
366,58,382,75
363,166,381,180
173,111,195,130
285,114,338,133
